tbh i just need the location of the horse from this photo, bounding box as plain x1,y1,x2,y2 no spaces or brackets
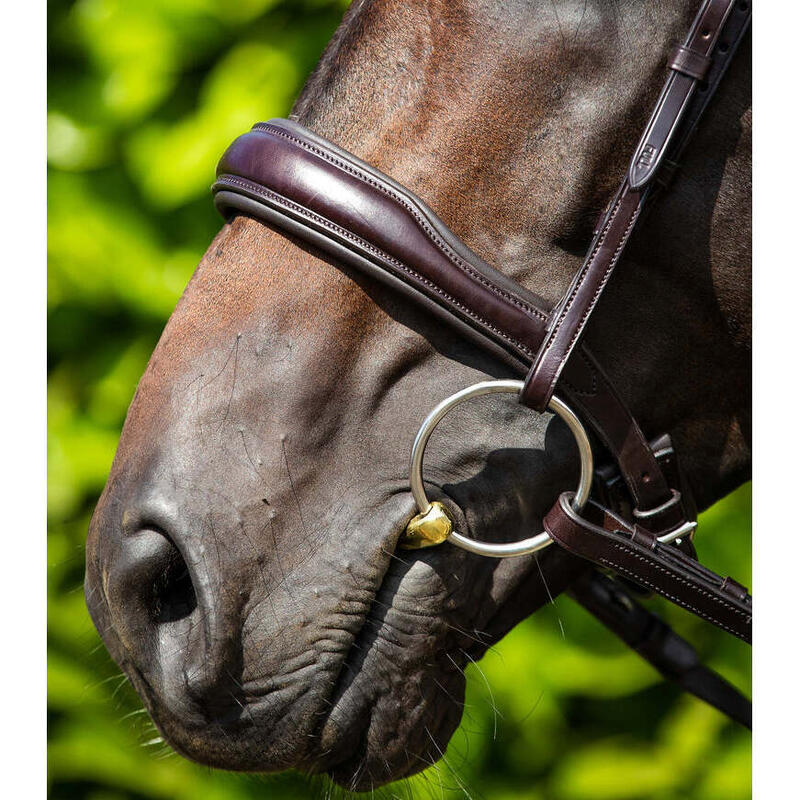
84,0,751,791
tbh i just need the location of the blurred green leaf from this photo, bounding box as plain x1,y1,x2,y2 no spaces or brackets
48,111,113,171
48,172,196,316
48,652,112,716
696,736,752,800
125,40,301,207
551,741,679,800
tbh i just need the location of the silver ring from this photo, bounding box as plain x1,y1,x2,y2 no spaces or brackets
409,379,593,558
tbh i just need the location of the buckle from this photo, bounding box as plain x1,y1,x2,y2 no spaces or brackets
633,489,682,519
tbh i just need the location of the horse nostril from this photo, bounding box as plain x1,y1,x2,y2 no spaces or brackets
104,524,200,652
100,516,245,715
150,533,197,624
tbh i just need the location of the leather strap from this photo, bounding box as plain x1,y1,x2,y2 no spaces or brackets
519,0,745,412
629,0,738,190
655,0,752,191
544,493,752,642
563,349,680,516
594,433,698,536
521,184,644,410
570,571,751,728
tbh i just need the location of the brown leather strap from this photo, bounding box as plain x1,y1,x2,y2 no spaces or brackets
544,493,752,642
519,0,742,412
594,433,698,534
629,0,738,190
562,349,680,515
570,571,751,727
656,1,752,188
521,184,644,410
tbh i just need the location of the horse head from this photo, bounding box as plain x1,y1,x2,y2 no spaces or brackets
85,0,750,789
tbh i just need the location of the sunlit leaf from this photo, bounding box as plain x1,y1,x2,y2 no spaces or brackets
551,741,679,800
48,172,197,316
125,41,301,207
696,735,752,800
48,111,113,171
48,651,112,715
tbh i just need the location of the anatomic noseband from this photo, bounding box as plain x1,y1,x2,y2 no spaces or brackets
213,0,752,726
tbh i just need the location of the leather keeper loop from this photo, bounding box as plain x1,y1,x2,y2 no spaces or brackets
630,527,658,550
721,576,749,602
669,44,712,80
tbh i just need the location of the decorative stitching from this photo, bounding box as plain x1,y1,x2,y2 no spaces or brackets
215,175,536,358
604,541,751,619
539,193,626,350
562,202,641,358
546,506,751,640
252,122,549,323
533,192,640,396
596,547,751,639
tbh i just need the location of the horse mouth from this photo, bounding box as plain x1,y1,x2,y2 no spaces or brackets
308,492,472,787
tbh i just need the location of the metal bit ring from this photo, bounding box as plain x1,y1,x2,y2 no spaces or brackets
405,379,593,557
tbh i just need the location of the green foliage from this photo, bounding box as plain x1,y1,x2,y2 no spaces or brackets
47,1,752,797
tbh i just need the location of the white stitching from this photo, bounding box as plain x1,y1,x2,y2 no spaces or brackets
252,123,549,323
589,539,751,639
536,193,640,381
216,175,536,358
597,551,750,639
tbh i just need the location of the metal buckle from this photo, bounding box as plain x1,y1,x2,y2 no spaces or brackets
655,519,698,545
633,489,697,544
633,489,682,519
401,379,594,557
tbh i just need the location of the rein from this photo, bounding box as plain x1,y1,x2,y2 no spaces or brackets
212,0,752,725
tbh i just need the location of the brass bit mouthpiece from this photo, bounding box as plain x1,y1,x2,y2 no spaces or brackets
400,501,454,549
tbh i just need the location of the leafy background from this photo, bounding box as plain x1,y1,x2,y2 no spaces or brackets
47,1,752,798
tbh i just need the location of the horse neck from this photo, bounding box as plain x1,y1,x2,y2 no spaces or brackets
291,0,751,507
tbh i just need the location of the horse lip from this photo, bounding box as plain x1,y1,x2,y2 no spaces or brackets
299,488,455,774
302,488,475,782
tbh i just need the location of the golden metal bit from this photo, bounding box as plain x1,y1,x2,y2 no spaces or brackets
399,501,454,549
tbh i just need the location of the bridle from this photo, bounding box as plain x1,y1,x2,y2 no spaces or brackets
212,0,752,727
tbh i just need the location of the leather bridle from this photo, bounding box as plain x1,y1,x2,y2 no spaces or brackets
212,0,752,727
